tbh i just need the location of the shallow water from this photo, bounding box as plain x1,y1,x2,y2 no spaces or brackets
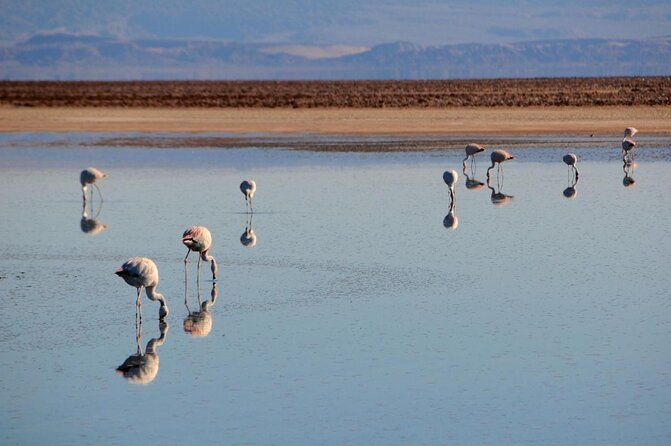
1,134,670,445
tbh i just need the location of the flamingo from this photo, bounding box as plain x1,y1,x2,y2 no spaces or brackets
622,136,636,160
443,169,458,204
486,149,515,182
117,321,169,384
182,226,218,281
240,180,256,213
115,257,169,321
624,127,638,138
80,167,106,203
463,143,485,170
562,153,580,180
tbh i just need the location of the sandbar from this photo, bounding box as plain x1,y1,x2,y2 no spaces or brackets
0,106,669,136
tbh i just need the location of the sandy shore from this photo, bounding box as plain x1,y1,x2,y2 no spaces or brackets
1,106,670,135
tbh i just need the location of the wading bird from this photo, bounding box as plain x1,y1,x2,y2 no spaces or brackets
182,226,218,281
240,180,256,213
115,257,169,322
80,167,106,203
624,127,638,138
443,169,458,204
563,153,580,180
622,136,636,160
486,150,515,182
463,143,485,170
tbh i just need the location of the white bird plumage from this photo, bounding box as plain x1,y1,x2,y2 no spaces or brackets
443,169,458,203
240,180,257,213
182,225,218,281
463,143,485,169
80,167,106,203
562,152,580,180
486,149,515,182
115,257,169,320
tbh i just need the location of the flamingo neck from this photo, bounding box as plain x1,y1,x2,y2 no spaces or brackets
201,251,218,279
146,286,169,318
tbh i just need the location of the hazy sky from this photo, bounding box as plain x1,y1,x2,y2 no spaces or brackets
1,0,671,46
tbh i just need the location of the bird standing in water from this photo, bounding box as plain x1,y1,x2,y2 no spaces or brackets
240,180,256,213
486,150,515,182
80,167,106,203
443,169,458,204
115,257,169,322
182,226,218,281
463,143,485,171
563,153,580,181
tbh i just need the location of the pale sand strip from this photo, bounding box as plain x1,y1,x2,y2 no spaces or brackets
0,106,669,135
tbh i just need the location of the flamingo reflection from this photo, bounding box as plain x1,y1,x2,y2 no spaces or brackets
561,153,580,199
240,212,257,247
183,282,219,338
116,320,169,384
462,153,485,191
486,168,514,207
443,201,458,230
623,159,636,188
80,195,107,235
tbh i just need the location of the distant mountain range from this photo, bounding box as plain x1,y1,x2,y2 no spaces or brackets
1,33,670,80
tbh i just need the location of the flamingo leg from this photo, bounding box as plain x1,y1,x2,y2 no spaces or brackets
249,197,254,214
136,286,143,325
94,183,103,203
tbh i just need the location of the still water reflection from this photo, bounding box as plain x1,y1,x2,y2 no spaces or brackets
1,135,671,445
116,321,169,384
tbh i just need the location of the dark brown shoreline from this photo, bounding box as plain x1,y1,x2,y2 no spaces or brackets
2,77,670,108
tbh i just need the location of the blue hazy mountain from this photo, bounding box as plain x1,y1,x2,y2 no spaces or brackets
1,33,670,79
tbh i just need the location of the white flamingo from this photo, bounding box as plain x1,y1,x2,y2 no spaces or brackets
443,169,458,204
240,180,256,213
80,167,106,203
486,149,515,182
562,153,580,180
622,136,636,160
115,257,169,321
463,143,485,170
182,226,218,281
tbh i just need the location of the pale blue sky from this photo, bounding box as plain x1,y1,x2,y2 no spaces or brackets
1,0,670,45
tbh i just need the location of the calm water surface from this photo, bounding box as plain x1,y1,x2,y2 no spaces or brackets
1,134,670,445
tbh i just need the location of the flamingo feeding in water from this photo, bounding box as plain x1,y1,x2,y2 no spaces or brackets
80,167,106,203
182,226,218,281
443,169,458,204
115,257,169,321
463,143,485,170
563,153,580,180
486,149,515,182
240,180,256,213
622,136,636,159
